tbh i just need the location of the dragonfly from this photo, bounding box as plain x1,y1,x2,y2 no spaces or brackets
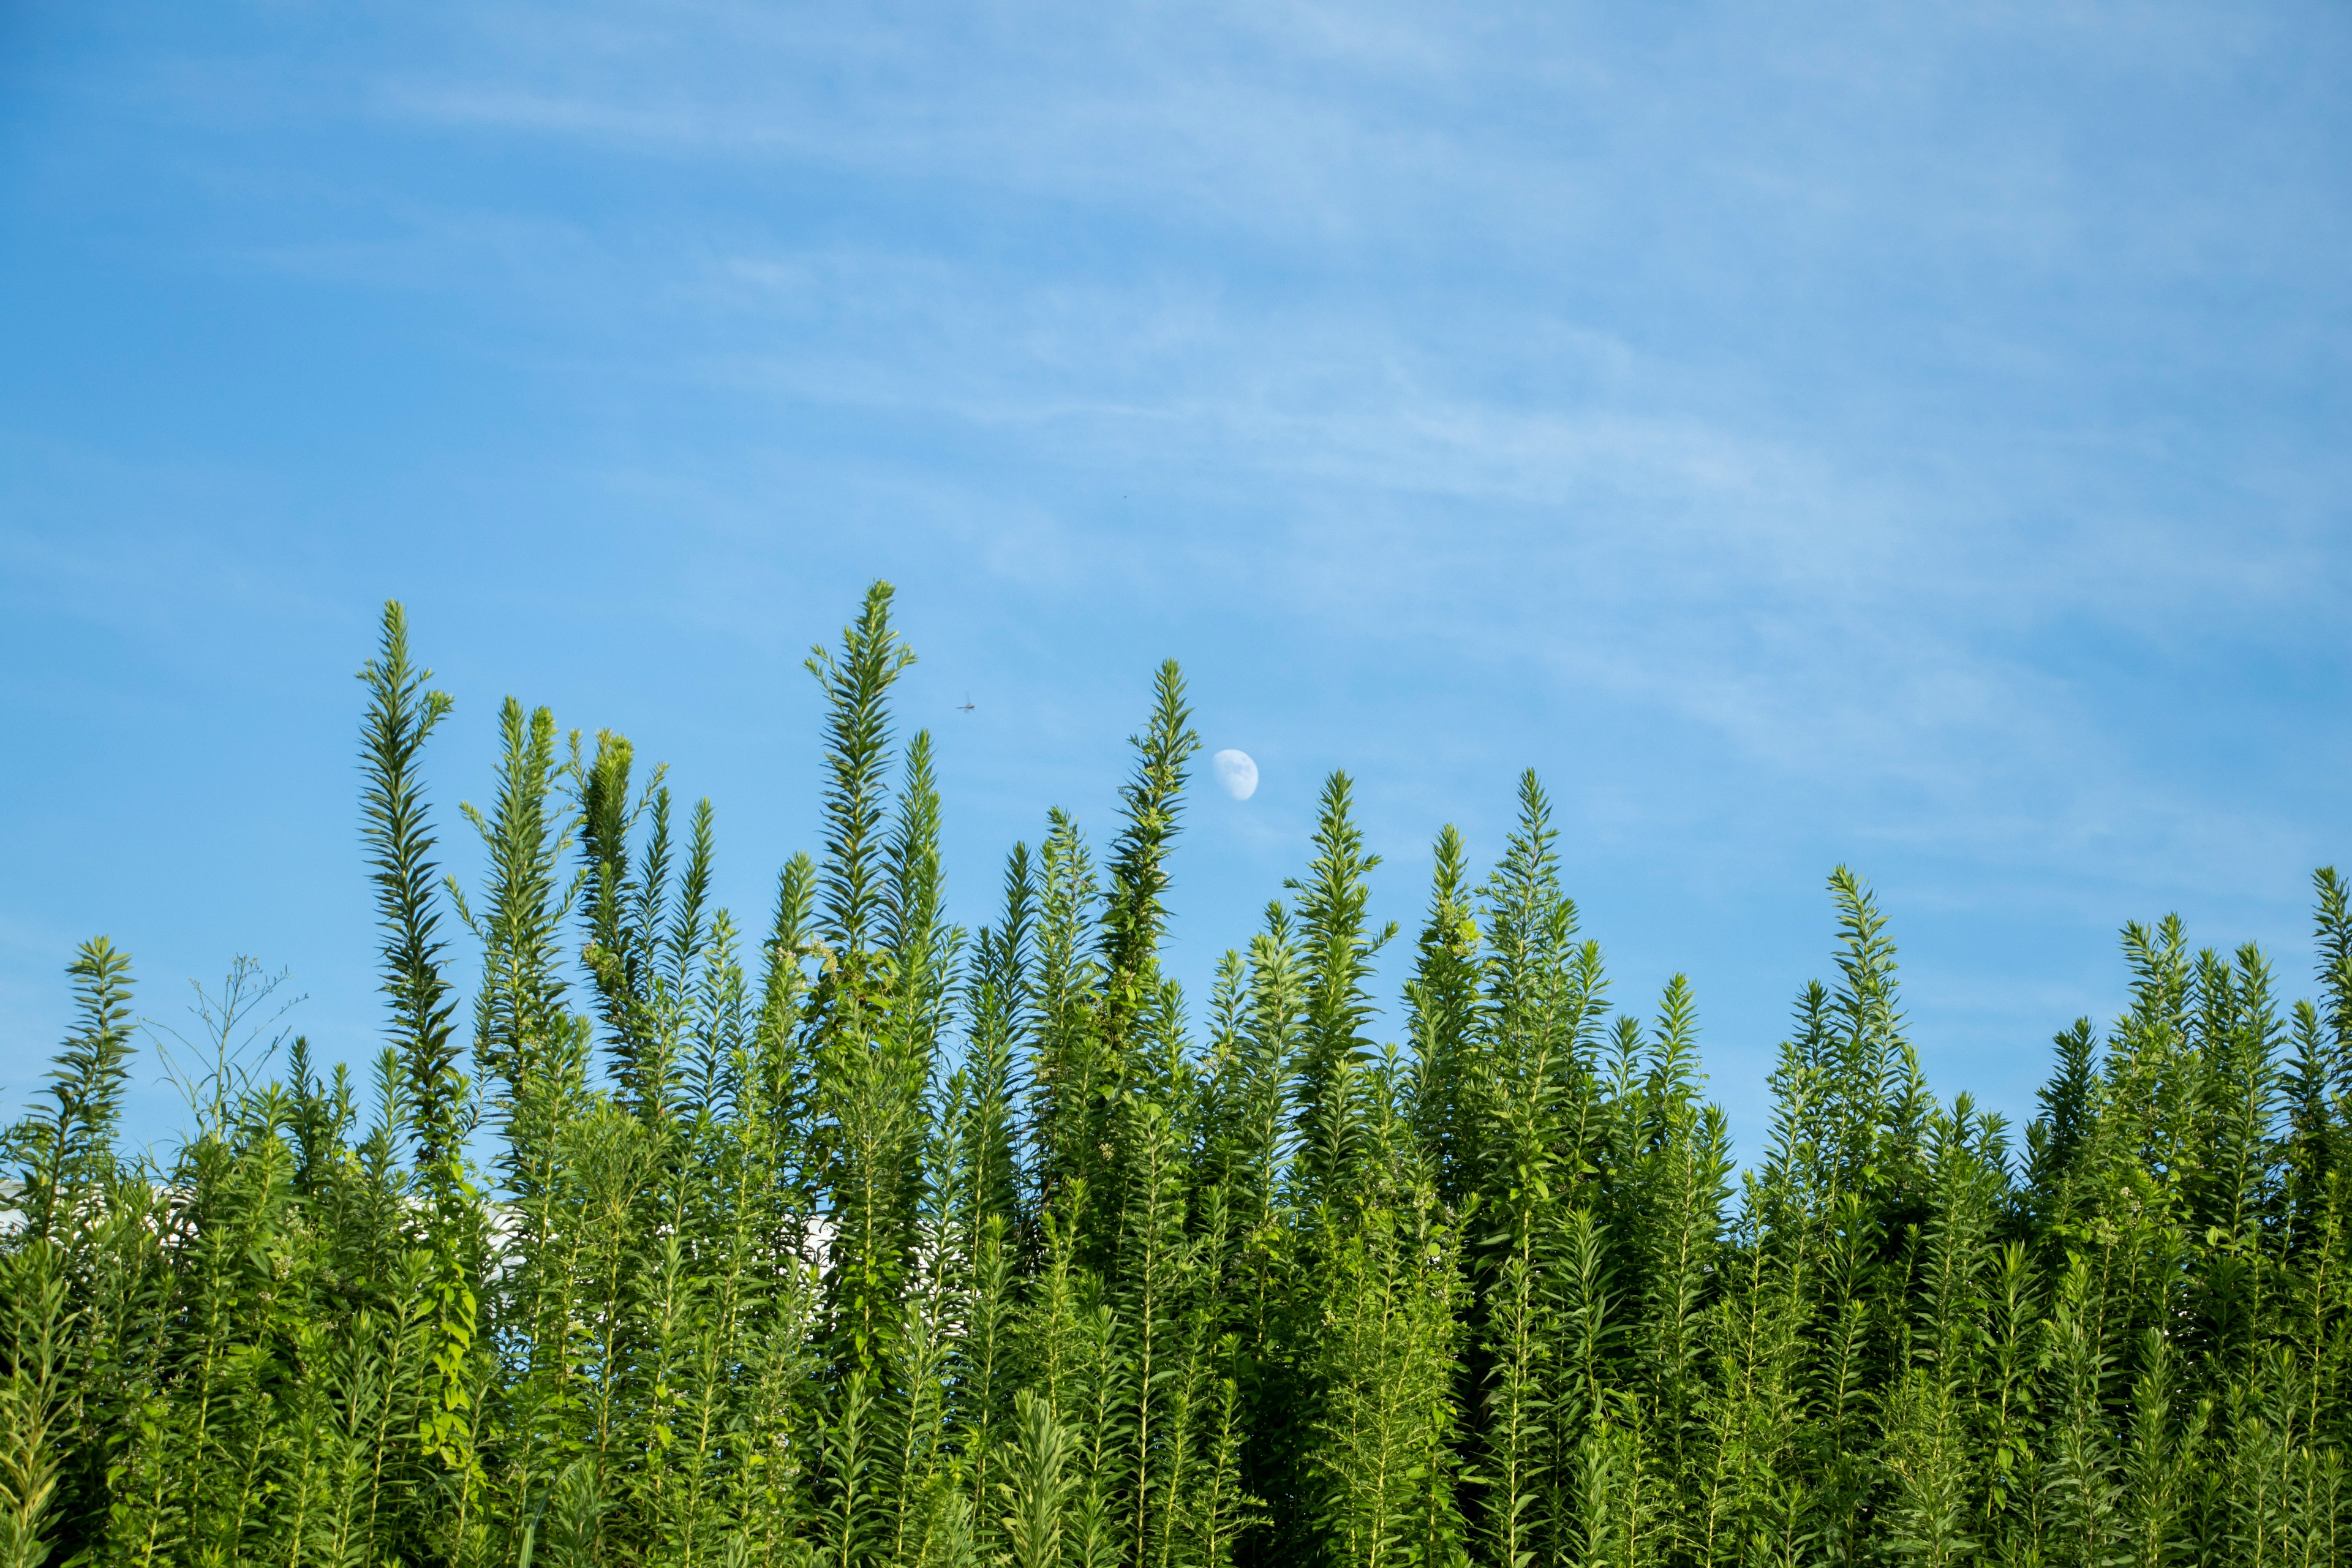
957,693,976,712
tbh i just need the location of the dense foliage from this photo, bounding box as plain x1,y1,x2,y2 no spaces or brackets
5,584,2348,1568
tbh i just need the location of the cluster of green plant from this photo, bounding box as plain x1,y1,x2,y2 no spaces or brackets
4,582,2348,1568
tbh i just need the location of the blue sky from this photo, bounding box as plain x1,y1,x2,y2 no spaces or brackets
3,1,2347,1164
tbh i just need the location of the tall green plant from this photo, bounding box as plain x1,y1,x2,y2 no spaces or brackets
7,585,2348,1568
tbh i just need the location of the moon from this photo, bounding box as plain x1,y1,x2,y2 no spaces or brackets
1212,749,1258,801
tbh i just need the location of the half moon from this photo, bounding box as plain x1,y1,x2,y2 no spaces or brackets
1212,749,1259,801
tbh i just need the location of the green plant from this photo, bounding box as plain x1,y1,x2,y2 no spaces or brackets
6,583,2346,1567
